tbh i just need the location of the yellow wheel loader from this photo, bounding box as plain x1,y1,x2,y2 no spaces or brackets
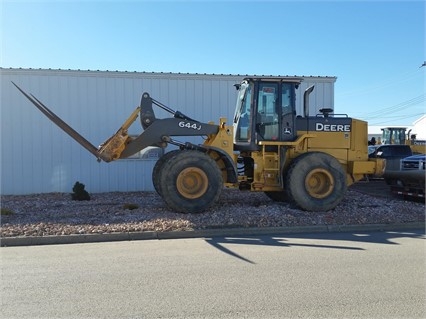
380,127,426,154
13,77,385,213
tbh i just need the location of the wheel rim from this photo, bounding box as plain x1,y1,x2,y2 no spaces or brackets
305,168,334,199
176,167,209,199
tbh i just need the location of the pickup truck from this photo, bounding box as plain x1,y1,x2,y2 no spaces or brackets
384,153,425,199
368,144,413,171
368,145,413,180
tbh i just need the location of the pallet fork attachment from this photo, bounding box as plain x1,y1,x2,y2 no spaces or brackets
12,82,139,162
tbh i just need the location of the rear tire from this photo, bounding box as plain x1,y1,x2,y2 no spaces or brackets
285,152,347,211
159,150,223,213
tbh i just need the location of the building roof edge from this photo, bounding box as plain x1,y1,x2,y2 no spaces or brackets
0,67,337,80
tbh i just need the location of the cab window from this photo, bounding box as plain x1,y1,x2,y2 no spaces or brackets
257,83,278,140
235,84,252,141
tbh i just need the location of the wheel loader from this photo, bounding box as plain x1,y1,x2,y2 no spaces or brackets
379,127,426,154
13,77,385,213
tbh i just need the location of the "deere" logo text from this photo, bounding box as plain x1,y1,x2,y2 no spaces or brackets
316,123,351,132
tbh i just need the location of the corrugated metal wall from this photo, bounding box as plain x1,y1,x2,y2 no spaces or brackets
297,77,336,116
0,68,335,195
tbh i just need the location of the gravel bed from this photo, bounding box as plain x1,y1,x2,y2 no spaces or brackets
1,188,425,238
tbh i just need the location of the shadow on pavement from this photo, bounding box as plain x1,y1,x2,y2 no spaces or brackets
205,229,425,264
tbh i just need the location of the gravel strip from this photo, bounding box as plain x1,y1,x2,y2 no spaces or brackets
1,187,425,238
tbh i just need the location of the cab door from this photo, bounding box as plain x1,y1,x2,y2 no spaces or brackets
255,81,296,142
255,82,279,141
280,82,296,141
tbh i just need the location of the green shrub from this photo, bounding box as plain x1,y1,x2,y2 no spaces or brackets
71,181,91,201
1,208,14,216
123,203,139,210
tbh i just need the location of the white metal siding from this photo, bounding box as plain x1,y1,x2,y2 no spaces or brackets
413,116,426,139
296,77,335,116
0,68,335,195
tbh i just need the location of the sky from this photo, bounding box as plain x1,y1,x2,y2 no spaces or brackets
1,0,425,128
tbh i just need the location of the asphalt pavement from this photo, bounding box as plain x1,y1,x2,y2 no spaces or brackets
1,229,425,318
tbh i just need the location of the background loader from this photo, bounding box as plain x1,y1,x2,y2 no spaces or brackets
379,127,426,154
13,77,385,213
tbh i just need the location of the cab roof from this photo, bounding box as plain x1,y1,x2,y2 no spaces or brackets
243,76,303,83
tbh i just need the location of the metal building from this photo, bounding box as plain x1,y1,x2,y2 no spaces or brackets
0,68,336,195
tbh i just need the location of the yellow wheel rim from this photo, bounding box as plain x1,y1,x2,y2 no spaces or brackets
305,168,334,199
176,167,208,199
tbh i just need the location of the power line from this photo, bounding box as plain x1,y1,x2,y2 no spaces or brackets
368,112,425,126
352,94,425,119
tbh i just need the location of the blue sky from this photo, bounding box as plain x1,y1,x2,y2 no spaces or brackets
1,0,425,127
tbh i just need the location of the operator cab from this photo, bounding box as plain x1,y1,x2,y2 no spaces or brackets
381,127,407,145
233,77,301,151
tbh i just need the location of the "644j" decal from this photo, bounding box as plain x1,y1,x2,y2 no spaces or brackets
178,121,202,130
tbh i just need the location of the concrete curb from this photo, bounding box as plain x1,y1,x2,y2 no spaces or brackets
1,222,424,247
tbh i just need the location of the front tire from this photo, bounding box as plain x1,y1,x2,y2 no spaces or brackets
159,150,223,213
285,152,347,211
152,150,180,196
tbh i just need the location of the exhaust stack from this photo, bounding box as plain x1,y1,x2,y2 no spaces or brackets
303,85,315,117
